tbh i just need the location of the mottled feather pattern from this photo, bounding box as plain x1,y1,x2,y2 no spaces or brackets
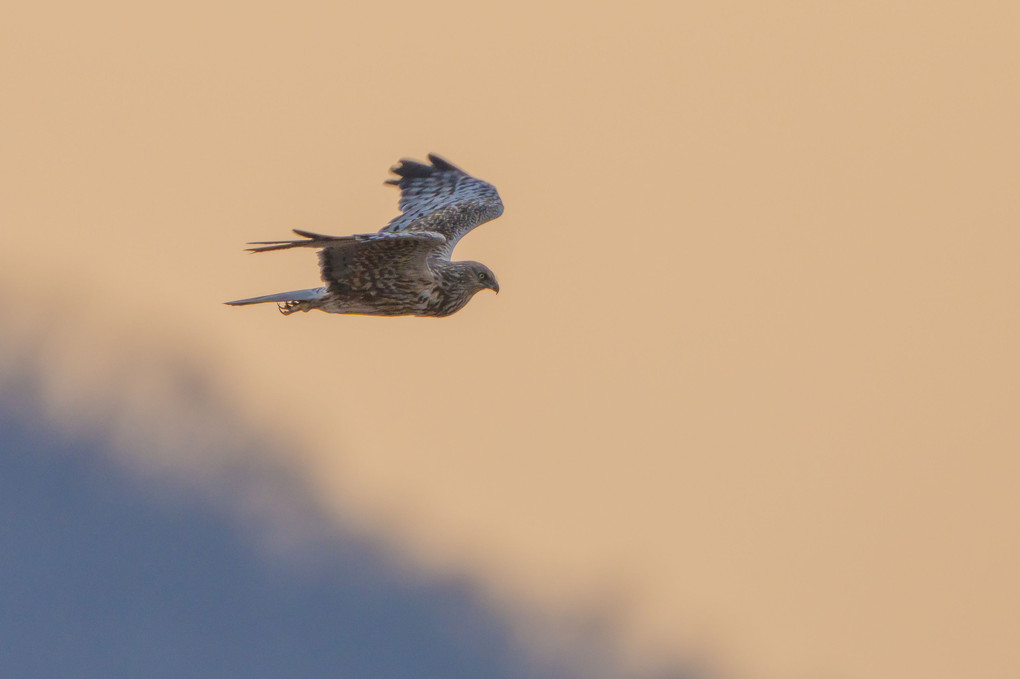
382,153,504,255
318,233,437,296
225,154,502,317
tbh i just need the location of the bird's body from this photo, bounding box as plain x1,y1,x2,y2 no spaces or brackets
226,154,503,317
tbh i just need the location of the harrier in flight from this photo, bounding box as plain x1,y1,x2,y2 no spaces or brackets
226,154,503,317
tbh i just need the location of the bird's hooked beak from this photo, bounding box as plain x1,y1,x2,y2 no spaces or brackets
491,280,500,294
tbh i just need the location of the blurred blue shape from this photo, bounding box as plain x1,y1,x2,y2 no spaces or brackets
0,406,575,679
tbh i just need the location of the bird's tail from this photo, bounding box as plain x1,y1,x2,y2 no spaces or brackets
224,287,326,315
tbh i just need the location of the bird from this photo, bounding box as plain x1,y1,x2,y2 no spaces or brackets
225,154,503,317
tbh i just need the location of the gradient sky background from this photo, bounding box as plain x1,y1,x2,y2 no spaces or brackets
2,2,1018,678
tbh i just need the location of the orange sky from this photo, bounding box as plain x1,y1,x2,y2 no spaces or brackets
2,2,1019,678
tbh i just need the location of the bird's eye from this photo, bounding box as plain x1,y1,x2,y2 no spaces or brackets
478,272,487,281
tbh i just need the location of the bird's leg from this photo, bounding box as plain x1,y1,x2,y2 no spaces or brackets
277,300,307,315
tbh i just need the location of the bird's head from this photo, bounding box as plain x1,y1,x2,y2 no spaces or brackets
460,261,500,295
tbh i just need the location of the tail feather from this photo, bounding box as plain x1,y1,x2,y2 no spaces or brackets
224,287,325,306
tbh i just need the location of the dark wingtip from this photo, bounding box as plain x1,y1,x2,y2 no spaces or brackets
388,158,430,179
388,153,465,180
426,153,462,172
244,239,300,253
291,229,327,239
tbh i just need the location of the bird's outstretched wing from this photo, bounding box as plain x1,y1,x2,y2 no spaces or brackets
380,154,503,257
247,229,445,297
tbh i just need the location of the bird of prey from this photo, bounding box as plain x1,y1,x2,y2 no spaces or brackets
225,154,503,317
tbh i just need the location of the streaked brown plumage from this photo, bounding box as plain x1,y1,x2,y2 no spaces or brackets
225,154,503,317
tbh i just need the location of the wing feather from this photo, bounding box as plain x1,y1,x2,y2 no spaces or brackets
245,228,445,298
315,232,443,298
380,153,503,258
